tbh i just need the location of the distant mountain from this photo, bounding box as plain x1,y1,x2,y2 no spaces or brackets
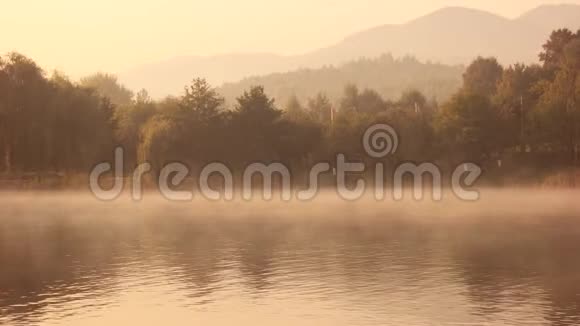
118,5,580,98
518,4,580,31
120,53,296,99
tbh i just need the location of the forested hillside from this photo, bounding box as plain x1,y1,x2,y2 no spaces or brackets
218,55,463,107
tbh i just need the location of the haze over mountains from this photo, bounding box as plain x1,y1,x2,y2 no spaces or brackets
218,56,464,107
119,4,580,98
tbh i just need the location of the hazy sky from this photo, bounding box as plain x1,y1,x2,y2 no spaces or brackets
1,0,578,77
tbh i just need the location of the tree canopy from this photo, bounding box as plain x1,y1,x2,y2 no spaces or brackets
1,29,579,185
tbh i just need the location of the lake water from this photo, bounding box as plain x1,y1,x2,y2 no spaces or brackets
1,190,579,326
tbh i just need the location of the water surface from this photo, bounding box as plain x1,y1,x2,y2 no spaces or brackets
1,190,579,326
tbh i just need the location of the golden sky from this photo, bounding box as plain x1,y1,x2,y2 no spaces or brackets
1,0,578,77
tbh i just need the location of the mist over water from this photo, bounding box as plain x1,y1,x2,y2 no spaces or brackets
1,1,579,325
0,189,579,326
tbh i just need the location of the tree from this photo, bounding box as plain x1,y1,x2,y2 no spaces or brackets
0,56,9,172
381,90,434,162
234,86,281,124
80,73,133,106
280,95,325,168
539,29,578,72
137,79,228,168
534,37,580,162
138,115,181,172
230,86,282,163
435,92,502,163
357,88,387,115
135,88,152,104
0,54,116,173
283,94,308,122
179,78,228,164
463,57,504,98
114,89,156,167
399,89,428,112
338,84,389,115
181,78,224,123
339,84,360,113
307,93,333,125
0,53,48,172
494,64,545,149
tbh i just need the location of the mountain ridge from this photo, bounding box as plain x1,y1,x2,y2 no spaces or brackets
119,4,580,98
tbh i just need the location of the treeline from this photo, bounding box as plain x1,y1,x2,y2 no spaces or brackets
0,57,115,173
219,54,463,107
0,29,579,183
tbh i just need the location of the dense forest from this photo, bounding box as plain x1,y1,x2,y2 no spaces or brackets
218,55,463,107
0,29,579,185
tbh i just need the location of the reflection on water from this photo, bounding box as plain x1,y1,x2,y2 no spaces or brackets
1,190,580,326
